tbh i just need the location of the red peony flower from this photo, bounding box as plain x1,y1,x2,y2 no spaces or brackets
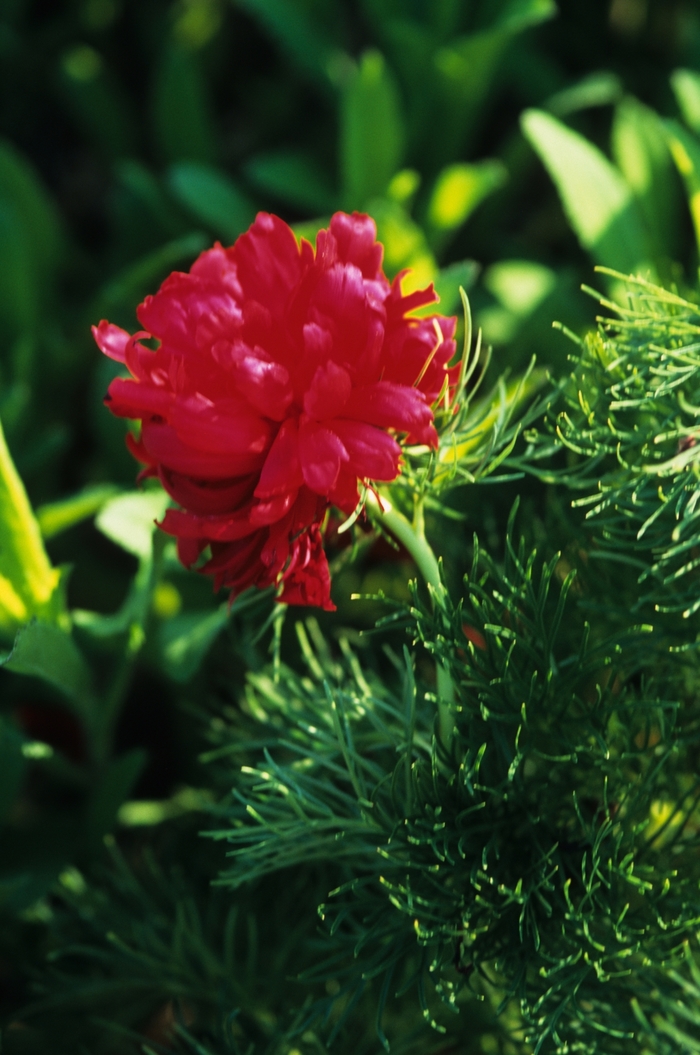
93,212,456,610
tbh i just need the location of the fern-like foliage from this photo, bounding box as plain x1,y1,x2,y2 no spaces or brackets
525,270,700,619
208,504,700,1054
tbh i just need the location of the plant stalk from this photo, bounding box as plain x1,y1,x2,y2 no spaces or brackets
366,491,455,750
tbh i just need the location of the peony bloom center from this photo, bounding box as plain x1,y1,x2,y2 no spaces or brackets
93,211,457,610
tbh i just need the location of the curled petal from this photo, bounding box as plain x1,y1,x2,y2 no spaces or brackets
92,320,132,363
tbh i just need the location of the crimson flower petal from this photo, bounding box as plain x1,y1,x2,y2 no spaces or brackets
95,210,456,609
92,321,130,363
255,418,304,498
303,361,352,420
298,418,348,494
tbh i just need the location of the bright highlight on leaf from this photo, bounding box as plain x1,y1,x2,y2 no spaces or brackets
522,108,651,274
426,160,506,233
0,417,62,635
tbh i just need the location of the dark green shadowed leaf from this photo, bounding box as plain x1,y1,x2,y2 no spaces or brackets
429,0,557,164
168,163,256,242
95,232,209,314
230,0,339,88
58,44,136,160
1,622,92,714
158,604,230,683
86,749,148,846
340,50,405,208
0,717,26,824
244,150,337,213
151,41,216,164
0,140,62,337
522,108,652,274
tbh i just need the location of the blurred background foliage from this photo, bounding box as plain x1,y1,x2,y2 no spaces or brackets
3,0,700,1051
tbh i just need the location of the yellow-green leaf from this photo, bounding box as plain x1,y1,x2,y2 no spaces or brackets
0,417,62,636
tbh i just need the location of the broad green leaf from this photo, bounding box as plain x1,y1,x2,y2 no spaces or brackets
168,162,255,242
664,119,700,253
158,604,230,682
117,160,184,237
0,718,26,824
431,0,556,162
612,96,681,264
0,417,62,635
1,622,92,713
37,484,120,540
0,140,62,337
231,0,338,87
86,748,148,845
671,68,700,136
425,160,507,250
96,232,208,313
546,70,622,117
522,109,652,274
0,202,37,337
340,50,405,207
0,139,61,278
151,41,216,163
96,491,170,561
244,151,337,213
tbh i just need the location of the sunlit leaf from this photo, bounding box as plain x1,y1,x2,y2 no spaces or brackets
95,491,170,562
671,68,700,136
37,485,120,540
0,417,62,635
612,96,681,265
367,198,436,291
425,160,506,251
664,119,700,254
546,70,622,117
522,108,652,274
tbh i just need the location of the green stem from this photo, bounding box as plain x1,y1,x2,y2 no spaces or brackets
366,492,454,750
